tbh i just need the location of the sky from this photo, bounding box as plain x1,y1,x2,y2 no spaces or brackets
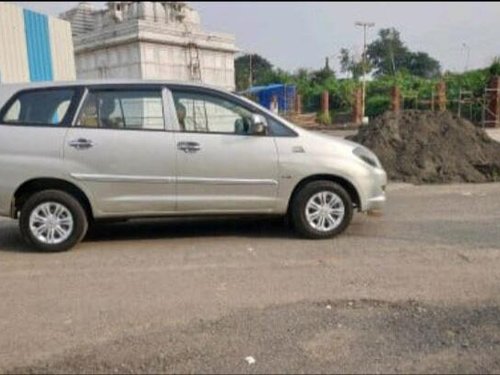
15,1,500,76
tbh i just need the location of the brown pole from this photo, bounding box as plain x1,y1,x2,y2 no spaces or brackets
321,91,329,116
391,86,401,113
295,94,302,115
352,87,363,124
486,76,500,128
436,81,447,112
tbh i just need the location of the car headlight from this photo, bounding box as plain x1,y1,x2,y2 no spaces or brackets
353,146,380,168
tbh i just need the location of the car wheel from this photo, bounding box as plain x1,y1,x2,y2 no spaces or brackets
19,190,89,252
290,181,353,239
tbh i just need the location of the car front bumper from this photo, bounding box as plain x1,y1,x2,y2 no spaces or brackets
360,167,387,212
366,193,386,211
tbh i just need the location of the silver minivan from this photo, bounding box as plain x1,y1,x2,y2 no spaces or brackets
0,81,386,251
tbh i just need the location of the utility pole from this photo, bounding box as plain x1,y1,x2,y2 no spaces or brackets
248,53,253,89
462,42,470,72
388,28,397,75
355,21,375,121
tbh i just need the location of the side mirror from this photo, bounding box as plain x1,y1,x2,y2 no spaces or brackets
249,114,268,135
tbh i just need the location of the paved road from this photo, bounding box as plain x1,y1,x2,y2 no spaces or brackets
1,183,499,373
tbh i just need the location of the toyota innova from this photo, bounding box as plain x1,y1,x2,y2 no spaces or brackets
0,81,386,251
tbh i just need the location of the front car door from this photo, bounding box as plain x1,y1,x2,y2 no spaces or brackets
64,85,177,217
168,87,280,213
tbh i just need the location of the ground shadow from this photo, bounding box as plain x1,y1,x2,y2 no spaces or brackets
85,216,293,242
0,216,294,253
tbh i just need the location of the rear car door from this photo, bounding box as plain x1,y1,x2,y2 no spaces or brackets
63,85,177,217
0,87,81,216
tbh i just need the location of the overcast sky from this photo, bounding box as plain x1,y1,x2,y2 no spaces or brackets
16,2,500,75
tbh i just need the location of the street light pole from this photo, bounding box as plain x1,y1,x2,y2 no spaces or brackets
355,21,375,121
462,42,470,72
248,53,253,89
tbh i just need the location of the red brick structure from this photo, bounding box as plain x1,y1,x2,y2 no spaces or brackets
295,94,302,115
352,87,363,124
321,91,329,116
391,86,401,113
486,76,500,128
436,81,447,112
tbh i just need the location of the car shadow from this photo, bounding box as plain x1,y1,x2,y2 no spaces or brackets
85,216,293,243
0,220,38,253
0,216,294,253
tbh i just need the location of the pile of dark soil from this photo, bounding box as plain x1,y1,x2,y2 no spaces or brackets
349,110,500,183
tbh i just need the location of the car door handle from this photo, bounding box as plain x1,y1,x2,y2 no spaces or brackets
69,138,94,150
177,141,201,153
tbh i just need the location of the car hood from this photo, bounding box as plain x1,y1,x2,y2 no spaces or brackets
296,128,363,156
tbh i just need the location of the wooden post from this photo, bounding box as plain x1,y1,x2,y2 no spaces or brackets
486,76,500,127
391,86,401,113
436,81,447,112
295,94,302,115
352,87,363,124
321,91,329,116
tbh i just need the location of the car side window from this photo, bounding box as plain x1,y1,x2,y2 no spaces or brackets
172,90,255,135
77,89,164,130
1,89,75,125
268,117,297,137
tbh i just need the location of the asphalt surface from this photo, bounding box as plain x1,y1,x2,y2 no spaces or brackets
1,183,500,373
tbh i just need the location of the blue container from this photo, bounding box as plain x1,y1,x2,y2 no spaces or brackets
241,84,296,113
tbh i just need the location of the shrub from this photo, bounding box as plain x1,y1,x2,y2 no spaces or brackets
366,95,391,118
316,111,332,125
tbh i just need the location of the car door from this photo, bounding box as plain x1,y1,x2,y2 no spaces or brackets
64,85,177,217
0,86,82,216
169,87,279,213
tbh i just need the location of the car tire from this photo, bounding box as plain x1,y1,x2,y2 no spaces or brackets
19,190,89,252
290,181,353,239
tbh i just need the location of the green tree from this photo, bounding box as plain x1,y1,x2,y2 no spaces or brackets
234,54,273,91
405,51,441,79
489,56,500,76
339,48,365,79
367,28,441,78
261,68,293,85
311,58,336,84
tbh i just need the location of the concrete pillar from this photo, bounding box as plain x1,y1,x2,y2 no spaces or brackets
321,91,329,116
436,81,447,112
486,76,500,128
352,87,363,124
295,94,302,114
391,86,401,113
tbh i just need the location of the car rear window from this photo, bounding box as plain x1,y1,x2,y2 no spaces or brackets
0,88,76,126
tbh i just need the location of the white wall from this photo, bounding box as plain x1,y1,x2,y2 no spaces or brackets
75,41,235,90
75,44,142,79
0,3,29,83
49,17,76,81
0,3,75,84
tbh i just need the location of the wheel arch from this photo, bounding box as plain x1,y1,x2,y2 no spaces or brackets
287,174,362,213
12,178,94,220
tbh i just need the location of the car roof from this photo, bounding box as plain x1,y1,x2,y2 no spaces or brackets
0,79,232,92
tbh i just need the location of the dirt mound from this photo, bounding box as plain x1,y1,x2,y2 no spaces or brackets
349,110,500,183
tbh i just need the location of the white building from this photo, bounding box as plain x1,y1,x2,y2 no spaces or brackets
61,2,238,90
0,2,75,84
